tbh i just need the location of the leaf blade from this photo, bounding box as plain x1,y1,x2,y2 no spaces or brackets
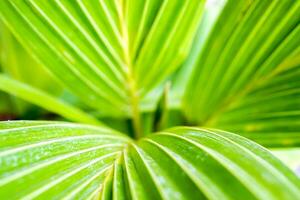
1,122,299,199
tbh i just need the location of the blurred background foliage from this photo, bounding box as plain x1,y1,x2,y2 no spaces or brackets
0,21,62,119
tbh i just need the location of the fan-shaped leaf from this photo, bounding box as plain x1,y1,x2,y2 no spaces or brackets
0,121,299,199
0,0,205,118
183,0,300,146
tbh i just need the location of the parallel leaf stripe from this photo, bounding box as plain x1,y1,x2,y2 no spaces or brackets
191,0,268,113
5,1,124,108
230,2,300,95
86,187,102,200
54,0,125,84
255,26,300,78
192,128,300,193
231,88,300,106
99,163,114,200
213,0,286,98
1,122,300,198
28,0,125,99
112,156,125,200
122,149,138,200
142,0,205,93
75,0,126,77
131,0,151,60
63,164,113,200
185,0,251,119
158,132,274,199
142,138,226,200
112,158,120,200
206,128,300,184
86,176,103,200
131,144,167,200
0,146,120,187
0,123,129,139
16,0,128,109
99,0,124,45
22,153,118,199
122,148,150,200
170,127,300,193
137,0,190,87
0,121,58,130
0,136,124,157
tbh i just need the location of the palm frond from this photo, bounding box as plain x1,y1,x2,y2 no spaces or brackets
0,121,299,199
0,0,205,119
183,0,300,146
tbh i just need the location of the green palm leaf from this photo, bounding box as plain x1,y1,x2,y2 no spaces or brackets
183,0,300,146
0,0,205,118
0,0,300,198
0,121,299,199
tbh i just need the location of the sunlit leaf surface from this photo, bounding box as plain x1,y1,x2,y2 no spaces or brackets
0,0,205,118
0,0,299,199
0,121,299,199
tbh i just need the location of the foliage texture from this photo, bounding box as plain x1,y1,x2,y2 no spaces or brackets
0,121,299,199
0,0,299,199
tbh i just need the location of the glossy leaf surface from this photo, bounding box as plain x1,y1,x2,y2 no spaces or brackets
0,121,299,199
0,1,299,199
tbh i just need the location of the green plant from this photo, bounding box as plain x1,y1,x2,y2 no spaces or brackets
0,0,300,199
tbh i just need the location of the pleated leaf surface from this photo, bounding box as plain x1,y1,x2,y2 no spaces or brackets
0,121,299,199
